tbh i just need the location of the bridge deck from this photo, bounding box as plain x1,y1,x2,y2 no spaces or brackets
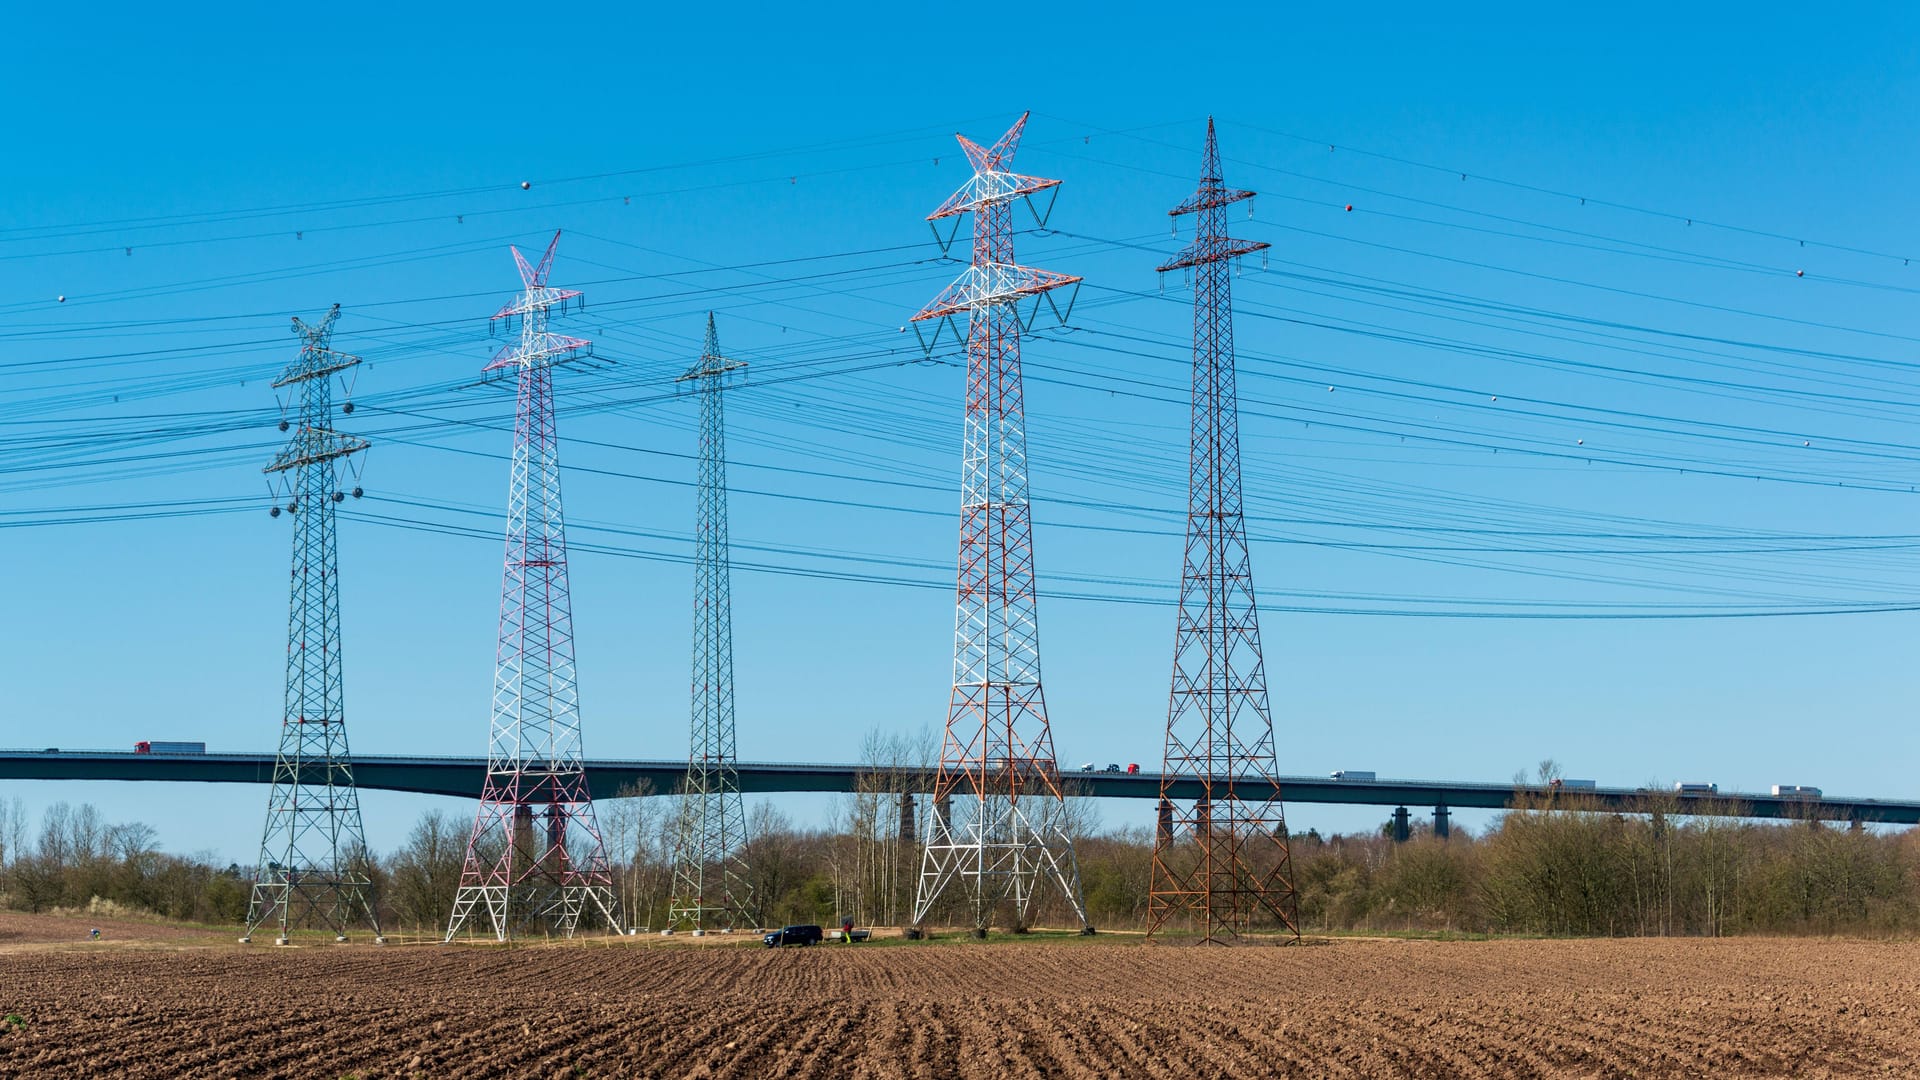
0,751,1911,823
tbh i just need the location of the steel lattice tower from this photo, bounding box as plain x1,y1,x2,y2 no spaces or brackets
666,313,757,933
446,232,623,942
244,304,382,946
909,114,1091,935
1146,120,1300,944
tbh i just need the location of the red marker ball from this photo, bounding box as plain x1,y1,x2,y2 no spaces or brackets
1344,204,1353,212
1796,269,1804,277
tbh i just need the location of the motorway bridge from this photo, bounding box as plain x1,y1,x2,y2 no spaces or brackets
2,750,1913,829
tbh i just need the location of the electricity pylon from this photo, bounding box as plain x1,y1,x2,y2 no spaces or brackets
909,113,1091,935
1146,120,1300,944
244,304,382,946
667,313,758,933
446,232,623,942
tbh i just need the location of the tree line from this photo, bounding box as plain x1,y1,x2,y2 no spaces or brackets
1,777,1916,937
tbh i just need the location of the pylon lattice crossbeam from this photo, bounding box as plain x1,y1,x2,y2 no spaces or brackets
667,314,758,933
246,304,382,944
447,232,622,942
909,114,1091,934
917,263,1082,322
1146,121,1299,944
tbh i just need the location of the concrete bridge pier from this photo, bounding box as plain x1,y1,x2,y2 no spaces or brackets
1391,806,1410,843
1433,803,1451,840
898,792,916,845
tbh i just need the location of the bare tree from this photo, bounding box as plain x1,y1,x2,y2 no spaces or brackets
0,796,25,874
1042,777,1102,843
37,802,72,866
107,822,159,864
739,801,802,925
385,808,468,932
599,781,668,930
842,727,936,928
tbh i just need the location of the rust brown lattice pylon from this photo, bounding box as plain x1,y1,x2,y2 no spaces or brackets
1146,120,1300,944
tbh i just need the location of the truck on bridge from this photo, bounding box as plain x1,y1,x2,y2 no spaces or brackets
134,741,206,755
1772,784,1823,799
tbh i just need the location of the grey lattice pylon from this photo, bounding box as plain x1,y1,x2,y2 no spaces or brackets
1146,120,1299,944
908,114,1091,935
244,304,382,945
446,233,622,942
666,314,758,933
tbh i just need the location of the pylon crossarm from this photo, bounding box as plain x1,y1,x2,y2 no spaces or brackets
272,349,361,388
928,172,1062,220
914,263,1082,321
484,332,590,372
264,430,370,474
1169,185,1258,218
1158,237,1270,275
492,286,582,323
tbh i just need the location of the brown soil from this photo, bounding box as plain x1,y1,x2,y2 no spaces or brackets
0,910,231,951
0,933,1915,1077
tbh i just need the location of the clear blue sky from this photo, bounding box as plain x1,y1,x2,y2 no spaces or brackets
4,2,1918,859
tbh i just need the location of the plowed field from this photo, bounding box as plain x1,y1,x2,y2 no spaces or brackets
1,925,1916,1077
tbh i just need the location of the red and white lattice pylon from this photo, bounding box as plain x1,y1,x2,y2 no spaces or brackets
909,114,1092,935
445,232,623,942
1146,120,1300,944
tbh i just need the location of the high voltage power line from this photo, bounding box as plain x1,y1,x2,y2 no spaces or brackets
6,121,1920,622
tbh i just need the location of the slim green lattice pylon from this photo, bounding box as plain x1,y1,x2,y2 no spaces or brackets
244,304,382,945
667,314,758,932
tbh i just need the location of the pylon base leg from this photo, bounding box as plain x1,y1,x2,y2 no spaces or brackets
912,797,1090,932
